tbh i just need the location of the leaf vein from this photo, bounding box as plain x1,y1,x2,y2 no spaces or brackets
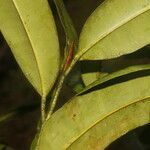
12,0,44,95
80,5,150,59
66,97,150,149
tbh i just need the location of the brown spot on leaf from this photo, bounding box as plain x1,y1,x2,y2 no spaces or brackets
72,113,77,121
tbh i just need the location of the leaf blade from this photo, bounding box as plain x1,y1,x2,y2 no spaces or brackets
0,0,60,96
69,99,150,150
78,0,150,60
54,0,78,52
80,64,150,93
35,75,150,150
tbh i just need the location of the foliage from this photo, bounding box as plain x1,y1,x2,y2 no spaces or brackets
0,0,149,149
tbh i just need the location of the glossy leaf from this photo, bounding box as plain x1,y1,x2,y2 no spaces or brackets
34,75,150,150
0,0,60,96
78,0,150,60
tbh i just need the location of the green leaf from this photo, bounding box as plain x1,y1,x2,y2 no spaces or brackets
34,75,150,150
69,99,149,150
81,64,150,92
54,0,78,53
0,0,60,96
81,60,105,86
78,0,150,60
82,71,108,86
54,0,84,93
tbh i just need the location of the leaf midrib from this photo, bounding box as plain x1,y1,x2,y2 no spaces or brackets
79,4,150,58
66,5,150,148
12,0,43,95
66,97,150,149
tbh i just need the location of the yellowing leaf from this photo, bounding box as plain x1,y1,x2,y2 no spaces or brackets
0,0,60,96
78,0,150,60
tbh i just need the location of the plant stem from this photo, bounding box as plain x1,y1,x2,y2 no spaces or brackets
46,73,65,120
46,0,82,120
41,96,46,123
46,55,80,120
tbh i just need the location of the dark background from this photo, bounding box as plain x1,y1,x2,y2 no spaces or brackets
0,0,150,149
